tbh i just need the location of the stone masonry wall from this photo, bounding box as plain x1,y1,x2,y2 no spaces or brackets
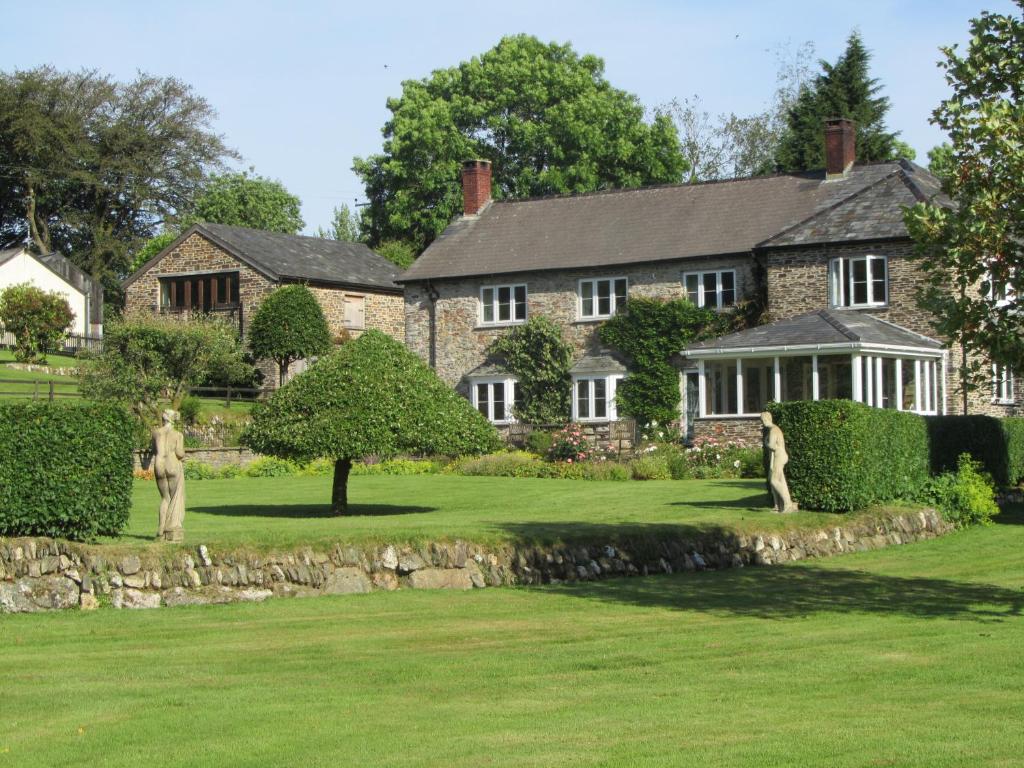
304,284,404,342
135,447,258,472
404,255,754,394
765,240,1020,418
0,508,952,613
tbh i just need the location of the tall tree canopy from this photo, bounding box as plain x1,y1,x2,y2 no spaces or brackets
905,2,1024,407
353,34,687,251
315,203,362,242
0,67,233,293
775,31,901,172
243,331,500,514
189,170,304,234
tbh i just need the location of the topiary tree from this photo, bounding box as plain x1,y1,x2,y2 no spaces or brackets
247,285,332,386
0,282,74,363
242,330,501,514
488,316,573,424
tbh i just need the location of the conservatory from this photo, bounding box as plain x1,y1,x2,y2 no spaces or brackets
681,310,948,420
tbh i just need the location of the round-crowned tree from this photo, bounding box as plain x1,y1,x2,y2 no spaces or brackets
247,284,332,385
242,330,502,514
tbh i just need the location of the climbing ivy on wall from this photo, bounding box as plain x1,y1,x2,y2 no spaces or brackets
599,297,723,427
489,316,573,424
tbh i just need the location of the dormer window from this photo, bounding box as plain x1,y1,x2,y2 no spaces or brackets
829,255,887,308
480,284,527,325
578,278,627,320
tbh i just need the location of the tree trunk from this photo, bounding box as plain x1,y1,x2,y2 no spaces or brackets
331,458,352,515
279,359,288,387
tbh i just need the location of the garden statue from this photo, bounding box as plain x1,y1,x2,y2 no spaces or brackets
153,408,186,542
760,411,798,513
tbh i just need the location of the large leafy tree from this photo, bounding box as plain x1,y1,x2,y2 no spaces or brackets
775,31,901,172
243,331,501,514
315,203,362,242
0,67,233,294
905,2,1024,411
189,170,304,234
247,284,333,385
354,34,687,250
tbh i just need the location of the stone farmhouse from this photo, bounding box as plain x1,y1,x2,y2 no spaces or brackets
399,119,1017,444
124,223,404,385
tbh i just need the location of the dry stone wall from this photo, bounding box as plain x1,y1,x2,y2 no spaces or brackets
1,509,952,613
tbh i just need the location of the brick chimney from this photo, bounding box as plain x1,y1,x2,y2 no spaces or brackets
461,159,492,215
824,118,856,179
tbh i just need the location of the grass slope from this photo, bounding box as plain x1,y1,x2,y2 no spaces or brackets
2,508,1021,767
121,476,890,550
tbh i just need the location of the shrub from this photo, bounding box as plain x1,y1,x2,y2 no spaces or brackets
548,423,591,463
178,396,202,426
0,282,74,363
218,463,244,479
451,451,548,478
925,415,1024,487
299,457,335,477
488,316,573,424
525,429,554,457
0,401,134,539
244,456,300,478
921,453,999,527
579,461,631,481
351,458,440,476
629,454,672,480
656,439,759,480
768,400,929,512
184,462,219,480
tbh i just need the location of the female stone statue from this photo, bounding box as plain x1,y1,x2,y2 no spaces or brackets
153,408,186,542
760,411,798,513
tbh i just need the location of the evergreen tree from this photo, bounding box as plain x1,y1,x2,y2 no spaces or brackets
775,31,900,172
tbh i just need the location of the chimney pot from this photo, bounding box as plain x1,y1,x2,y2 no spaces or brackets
461,159,492,216
824,118,856,179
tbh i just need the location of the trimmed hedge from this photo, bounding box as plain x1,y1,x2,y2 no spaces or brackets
768,400,929,513
0,401,134,540
925,415,1024,487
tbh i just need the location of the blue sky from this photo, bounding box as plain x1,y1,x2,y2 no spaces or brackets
3,1,1016,234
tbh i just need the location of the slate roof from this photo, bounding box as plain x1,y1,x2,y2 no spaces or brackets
684,310,945,354
125,223,402,293
401,161,946,283
569,350,629,375
466,360,512,378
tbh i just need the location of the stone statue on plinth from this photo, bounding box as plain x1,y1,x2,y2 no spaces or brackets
761,411,798,514
153,408,186,542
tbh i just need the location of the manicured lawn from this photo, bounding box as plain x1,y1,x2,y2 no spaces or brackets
3,507,1021,766
0,349,81,368
122,475,885,550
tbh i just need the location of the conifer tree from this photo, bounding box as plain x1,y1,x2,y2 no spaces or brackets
775,31,900,172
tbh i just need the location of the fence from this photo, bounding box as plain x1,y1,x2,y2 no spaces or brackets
187,386,265,408
0,329,102,356
0,378,82,400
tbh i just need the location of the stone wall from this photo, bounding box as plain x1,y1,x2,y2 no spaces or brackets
304,283,404,342
693,417,762,445
403,255,754,393
0,508,952,612
135,447,258,472
764,240,1020,418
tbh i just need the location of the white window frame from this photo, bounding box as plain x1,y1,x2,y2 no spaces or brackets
479,284,528,326
471,377,519,424
572,374,623,422
993,364,1014,404
682,269,737,309
828,255,888,309
986,269,1014,307
577,277,628,320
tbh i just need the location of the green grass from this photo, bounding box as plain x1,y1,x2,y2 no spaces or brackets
119,475,904,551
0,349,81,368
2,507,1021,766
